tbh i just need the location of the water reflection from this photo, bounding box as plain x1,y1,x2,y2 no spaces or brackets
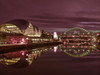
0,47,50,68
0,44,100,68
64,49,90,57
59,43,100,57
53,46,58,52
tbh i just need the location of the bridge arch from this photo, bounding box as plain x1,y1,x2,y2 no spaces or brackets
64,49,90,57
64,27,90,35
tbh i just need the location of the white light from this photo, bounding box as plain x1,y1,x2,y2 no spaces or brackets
6,26,16,28
53,46,58,52
26,54,29,56
26,38,29,40
53,32,58,40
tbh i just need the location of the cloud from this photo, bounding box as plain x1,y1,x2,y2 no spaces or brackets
80,22,100,24
39,27,68,32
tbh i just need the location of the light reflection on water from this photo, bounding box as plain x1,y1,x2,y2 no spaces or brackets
0,44,100,67
59,44,100,58
0,47,50,67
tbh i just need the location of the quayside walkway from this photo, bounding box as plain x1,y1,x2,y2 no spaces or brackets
0,42,61,53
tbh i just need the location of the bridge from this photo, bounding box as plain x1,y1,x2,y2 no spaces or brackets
0,22,99,54
59,27,98,51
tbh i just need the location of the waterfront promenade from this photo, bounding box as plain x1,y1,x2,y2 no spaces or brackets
0,42,61,53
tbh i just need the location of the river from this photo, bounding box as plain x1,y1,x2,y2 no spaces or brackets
0,44,100,75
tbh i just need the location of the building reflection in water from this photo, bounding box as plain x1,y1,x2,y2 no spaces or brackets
53,46,58,52
0,47,49,68
0,43,100,68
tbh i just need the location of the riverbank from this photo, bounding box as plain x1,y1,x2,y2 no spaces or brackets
0,42,61,53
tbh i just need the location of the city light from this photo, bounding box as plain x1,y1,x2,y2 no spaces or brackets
53,32,58,40
53,46,58,52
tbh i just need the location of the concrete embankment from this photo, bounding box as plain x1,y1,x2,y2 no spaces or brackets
0,42,61,53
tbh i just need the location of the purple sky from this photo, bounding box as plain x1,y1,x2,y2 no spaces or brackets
0,0,100,32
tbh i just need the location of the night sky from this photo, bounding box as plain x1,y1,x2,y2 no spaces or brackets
0,0,100,32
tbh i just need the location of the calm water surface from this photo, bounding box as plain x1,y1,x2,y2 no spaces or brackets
0,45,100,75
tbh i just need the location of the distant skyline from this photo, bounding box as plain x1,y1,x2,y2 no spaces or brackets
0,0,100,32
